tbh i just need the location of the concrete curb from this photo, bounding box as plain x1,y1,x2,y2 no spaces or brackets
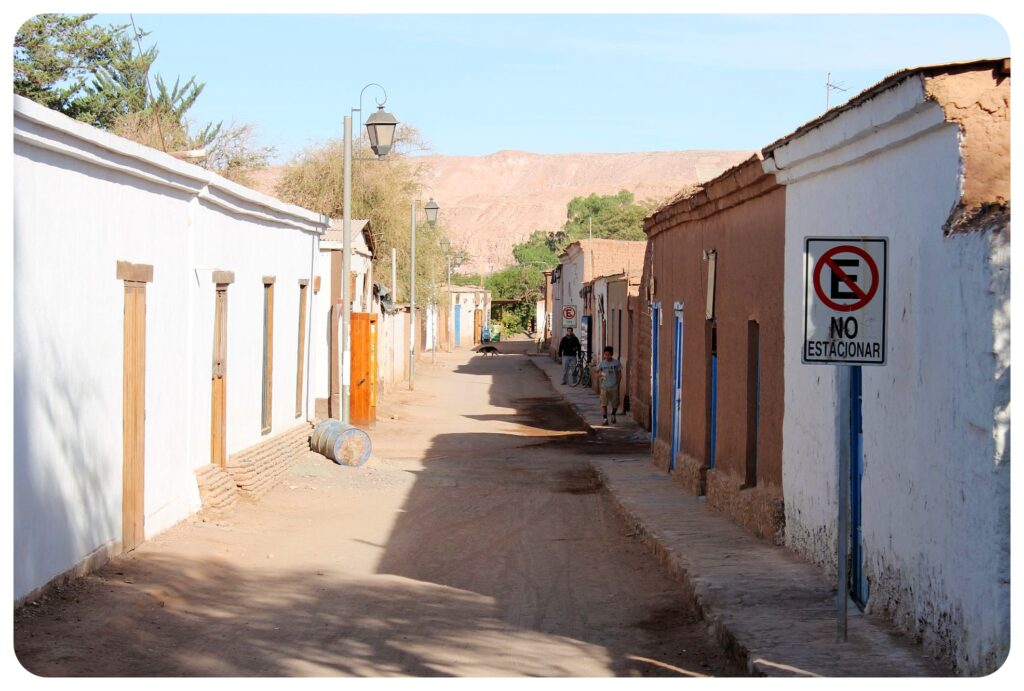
592,462,764,677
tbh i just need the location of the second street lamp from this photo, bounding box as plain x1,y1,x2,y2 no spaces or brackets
409,197,439,390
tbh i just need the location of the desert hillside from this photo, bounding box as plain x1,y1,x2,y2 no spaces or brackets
248,149,751,275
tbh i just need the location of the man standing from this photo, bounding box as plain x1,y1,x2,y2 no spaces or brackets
598,346,622,425
558,327,582,385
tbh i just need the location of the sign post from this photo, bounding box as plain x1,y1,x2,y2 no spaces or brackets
802,237,887,642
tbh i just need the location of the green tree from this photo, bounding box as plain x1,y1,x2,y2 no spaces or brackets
14,14,273,182
13,14,123,120
562,189,654,242
511,230,561,269
451,272,483,287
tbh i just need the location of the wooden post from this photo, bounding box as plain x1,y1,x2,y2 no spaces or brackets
116,260,153,552
296,279,309,418
261,276,276,434
210,271,234,468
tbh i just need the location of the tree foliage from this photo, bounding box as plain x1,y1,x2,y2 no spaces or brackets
493,190,654,334
275,127,448,304
13,14,273,181
13,14,121,119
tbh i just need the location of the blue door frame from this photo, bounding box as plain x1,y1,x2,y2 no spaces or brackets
670,307,684,471
850,366,868,607
454,308,461,346
650,303,661,441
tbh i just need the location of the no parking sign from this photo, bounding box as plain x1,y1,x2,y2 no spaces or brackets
803,237,888,366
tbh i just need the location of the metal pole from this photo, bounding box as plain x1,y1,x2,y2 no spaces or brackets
409,200,416,390
837,364,851,641
391,247,397,301
446,254,452,352
341,114,353,424
589,216,595,281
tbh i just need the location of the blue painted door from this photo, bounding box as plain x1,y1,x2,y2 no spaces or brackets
650,304,661,441
670,312,684,471
850,366,868,607
454,308,461,346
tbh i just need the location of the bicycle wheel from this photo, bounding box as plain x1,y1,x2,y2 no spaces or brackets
570,365,581,386
580,366,591,388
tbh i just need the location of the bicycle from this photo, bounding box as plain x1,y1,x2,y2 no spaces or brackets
571,352,593,387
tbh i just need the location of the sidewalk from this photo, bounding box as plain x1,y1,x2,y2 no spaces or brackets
528,355,648,444
530,354,947,677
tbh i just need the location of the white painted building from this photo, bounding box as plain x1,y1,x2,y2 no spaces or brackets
449,285,491,348
13,95,330,603
761,60,1010,674
310,220,377,417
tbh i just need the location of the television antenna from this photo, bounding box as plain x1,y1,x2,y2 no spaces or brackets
826,72,848,110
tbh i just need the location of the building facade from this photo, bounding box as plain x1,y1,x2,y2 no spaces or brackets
640,156,786,542
13,95,330,603
762,59,1010,674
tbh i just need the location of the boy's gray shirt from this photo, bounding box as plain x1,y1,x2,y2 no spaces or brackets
598,357,621,389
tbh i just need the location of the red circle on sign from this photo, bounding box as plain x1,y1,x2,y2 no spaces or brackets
813,245,879,312
563,306,576,319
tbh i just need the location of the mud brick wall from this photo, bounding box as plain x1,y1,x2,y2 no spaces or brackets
194,464,239,516
225,423,313,500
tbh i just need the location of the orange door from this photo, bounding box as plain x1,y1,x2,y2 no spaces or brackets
350,312,376,427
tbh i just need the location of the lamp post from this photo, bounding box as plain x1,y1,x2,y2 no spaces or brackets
409,197,439,390
340,83,398,423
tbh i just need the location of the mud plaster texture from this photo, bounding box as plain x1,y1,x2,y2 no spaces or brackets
923,66,1010,233
706,469,784,545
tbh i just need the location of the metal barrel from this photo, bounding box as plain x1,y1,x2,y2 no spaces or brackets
311,419,372,467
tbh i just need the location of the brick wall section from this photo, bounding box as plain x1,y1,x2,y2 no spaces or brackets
225,423,313,500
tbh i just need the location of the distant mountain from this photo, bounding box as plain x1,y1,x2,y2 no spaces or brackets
414,149,751,275
246,149,752,275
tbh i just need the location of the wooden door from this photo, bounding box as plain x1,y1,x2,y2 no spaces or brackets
473,309,483,344
117,261,152,552
350,312,376,427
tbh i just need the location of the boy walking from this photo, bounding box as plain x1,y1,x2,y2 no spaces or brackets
597,346,622,425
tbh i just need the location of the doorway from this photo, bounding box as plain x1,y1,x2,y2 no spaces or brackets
650,302,661,441
670,305,684,471
708,322,718,469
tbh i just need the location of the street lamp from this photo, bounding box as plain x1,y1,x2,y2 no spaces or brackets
409,197,440,390
338,83,398,424
365,105,398,158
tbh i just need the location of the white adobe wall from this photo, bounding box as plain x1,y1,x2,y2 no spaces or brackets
13,95,327,602
558,252,585,340
767,76,1010,674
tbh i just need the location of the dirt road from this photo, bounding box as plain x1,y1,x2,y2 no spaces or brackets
15,341,743,677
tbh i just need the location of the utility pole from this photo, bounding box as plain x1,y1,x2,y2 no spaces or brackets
409,201,417,390
391,247,397,301
341,114,353,423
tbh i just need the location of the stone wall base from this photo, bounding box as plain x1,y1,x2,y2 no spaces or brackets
706,469,785,545
225,423,312,500
676,453,707,496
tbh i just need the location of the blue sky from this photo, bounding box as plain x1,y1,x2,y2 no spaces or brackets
94,13,1009,162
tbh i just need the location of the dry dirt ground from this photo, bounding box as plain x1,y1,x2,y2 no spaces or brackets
14,340,745,677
